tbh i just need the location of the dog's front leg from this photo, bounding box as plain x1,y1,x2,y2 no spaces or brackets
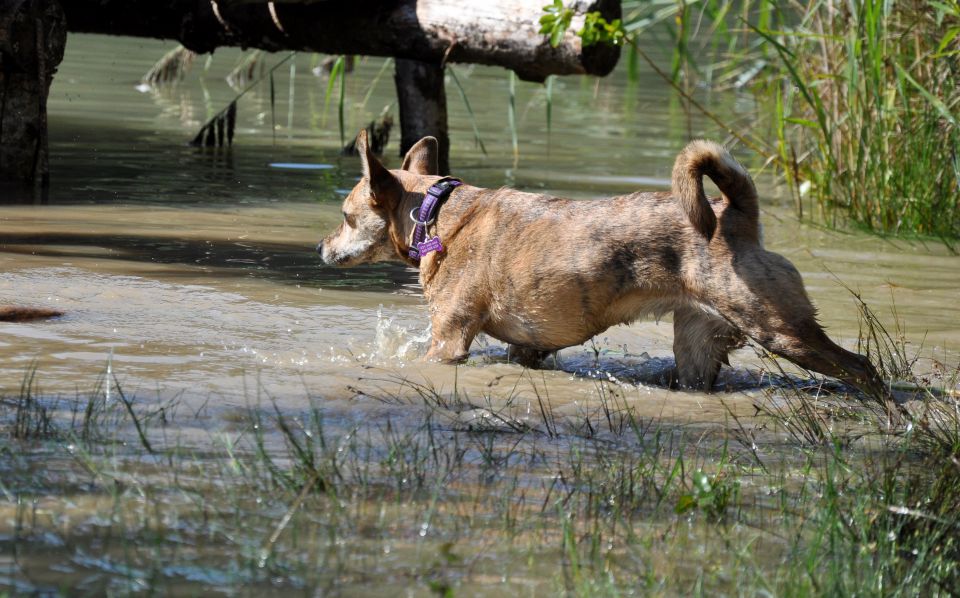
424,308,482,364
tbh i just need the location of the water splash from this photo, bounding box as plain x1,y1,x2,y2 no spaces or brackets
105,347,114,404
372,306,431,362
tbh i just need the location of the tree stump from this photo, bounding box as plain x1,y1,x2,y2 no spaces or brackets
0,0,66,202
395,59,450,175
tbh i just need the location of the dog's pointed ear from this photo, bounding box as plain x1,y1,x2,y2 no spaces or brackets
400,136,439,176
357,129,401,208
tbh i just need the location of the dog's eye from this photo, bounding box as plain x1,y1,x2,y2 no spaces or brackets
342,211,355,227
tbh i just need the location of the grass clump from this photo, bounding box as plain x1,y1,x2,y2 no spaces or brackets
763,0,960,239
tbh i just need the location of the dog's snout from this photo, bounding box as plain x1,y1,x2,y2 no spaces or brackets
317,240,334,265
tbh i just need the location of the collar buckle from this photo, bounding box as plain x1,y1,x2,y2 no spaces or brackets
409,177,461,262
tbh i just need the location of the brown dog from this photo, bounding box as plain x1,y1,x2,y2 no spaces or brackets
319,131,885,398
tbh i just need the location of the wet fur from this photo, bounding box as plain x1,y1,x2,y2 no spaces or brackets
319,132,885,398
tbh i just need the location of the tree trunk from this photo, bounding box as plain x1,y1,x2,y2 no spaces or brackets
395,59,449,175
62,0,621,83
0,0,66,202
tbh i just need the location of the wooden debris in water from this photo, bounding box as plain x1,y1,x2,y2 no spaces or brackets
141,45,195,88
190,100,238,148
342,113,393,156
226,50,265,90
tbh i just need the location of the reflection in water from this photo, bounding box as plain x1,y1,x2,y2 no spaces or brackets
0,34,956,420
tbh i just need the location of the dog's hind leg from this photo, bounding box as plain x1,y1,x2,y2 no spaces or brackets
706,252,887,400
507,345,551,369
672,305,744,391
738,315,883,397
720,302,896,421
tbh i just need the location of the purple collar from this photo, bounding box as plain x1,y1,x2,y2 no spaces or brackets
408,177,461,263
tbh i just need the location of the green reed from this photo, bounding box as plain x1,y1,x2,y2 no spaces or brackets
755,0,960,239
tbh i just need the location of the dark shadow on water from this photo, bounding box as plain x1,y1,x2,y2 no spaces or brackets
468,344,858,395
0,232,419,293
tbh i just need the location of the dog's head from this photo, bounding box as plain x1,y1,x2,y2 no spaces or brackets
318,130,439,266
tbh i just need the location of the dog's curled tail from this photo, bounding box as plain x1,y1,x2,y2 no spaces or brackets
671,139,759,238
0,307,63,322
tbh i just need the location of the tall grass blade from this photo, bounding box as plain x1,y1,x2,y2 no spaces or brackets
448,67,488,155
338,56,347,148
270,70,277,145
286,60,296,134
508,71,519,161
323,55,344,128
894,62,959,128
113,378,154,454
359,57,393,111
545,75,554,140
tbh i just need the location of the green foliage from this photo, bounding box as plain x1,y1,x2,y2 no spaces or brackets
3,341,960,594
757,0,960,238
579,13,626,47
546,0,960,240
448,67,488,155
507,71,519,160
675,469,737,520
539,0,575,47
323,55,348,147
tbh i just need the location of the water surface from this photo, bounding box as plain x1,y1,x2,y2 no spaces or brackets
1,34,957,421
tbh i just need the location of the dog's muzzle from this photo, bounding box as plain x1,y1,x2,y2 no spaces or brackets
317,241,333,265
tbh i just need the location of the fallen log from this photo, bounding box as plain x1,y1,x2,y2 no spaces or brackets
62,0,621,83
3,1,621,194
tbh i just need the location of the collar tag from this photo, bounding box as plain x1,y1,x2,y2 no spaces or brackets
416,236,444,257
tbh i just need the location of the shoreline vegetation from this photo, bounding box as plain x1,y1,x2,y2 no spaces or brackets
2,300,959,594
546,0,960,241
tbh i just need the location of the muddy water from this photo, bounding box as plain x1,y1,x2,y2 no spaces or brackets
1,34,958,424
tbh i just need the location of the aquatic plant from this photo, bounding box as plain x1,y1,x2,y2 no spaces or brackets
757,0,960,239
189,52,296,148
